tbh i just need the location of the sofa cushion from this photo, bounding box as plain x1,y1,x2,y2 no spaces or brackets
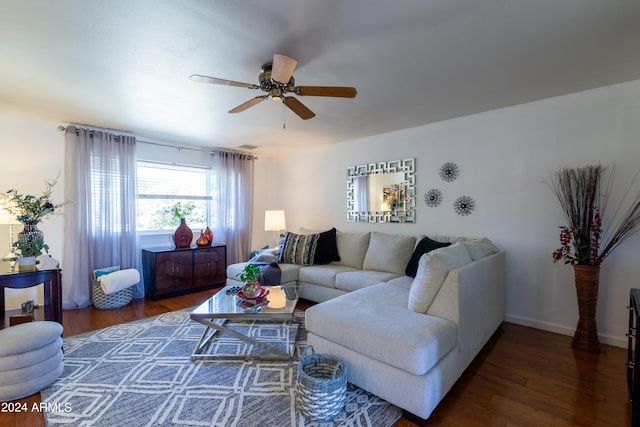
362,232,416,275
299,265,358,288
278,228,340,265
405,236,451,278
408,242,472,313
386,275,414,289
332,231,371,269
306,283,457,376
335,270,401,292
464,238,499,260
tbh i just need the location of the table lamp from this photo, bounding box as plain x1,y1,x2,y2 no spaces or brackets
0,207,20,271
264,210,286,247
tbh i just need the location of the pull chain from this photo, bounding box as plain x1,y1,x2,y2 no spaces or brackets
282,101,286,130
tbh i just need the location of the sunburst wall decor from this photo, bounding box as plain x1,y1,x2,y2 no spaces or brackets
424,189,443,207
454,196,475,216
439,162,459,182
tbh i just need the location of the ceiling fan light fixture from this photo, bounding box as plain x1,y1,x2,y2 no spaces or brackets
270,88,282,101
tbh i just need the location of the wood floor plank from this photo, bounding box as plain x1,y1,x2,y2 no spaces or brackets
0,291,630,427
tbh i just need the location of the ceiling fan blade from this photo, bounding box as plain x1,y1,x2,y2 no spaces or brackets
229,96,268,113
271,53,298,84
295,86,357,98
190,74,258,89
283,97,316,120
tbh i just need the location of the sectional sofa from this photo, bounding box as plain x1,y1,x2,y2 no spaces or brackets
226,229,505,423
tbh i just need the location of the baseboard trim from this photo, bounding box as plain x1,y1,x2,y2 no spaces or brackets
504,314,626,349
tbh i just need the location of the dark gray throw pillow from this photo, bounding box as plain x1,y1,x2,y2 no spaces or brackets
405,236,451,277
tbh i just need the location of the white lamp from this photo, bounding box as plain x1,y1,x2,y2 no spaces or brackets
0,206,20,271
264,210,286,247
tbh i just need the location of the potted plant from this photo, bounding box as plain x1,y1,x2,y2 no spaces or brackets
551,164,640,352
237,264,262,298
13,237,49,270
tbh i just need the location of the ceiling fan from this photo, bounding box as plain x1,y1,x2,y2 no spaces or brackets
190,53,357,120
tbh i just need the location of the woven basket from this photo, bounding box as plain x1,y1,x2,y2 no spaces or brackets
91,279,134,310
295,345,347,422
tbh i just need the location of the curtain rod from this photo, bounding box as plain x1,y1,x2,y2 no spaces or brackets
57,125,257,159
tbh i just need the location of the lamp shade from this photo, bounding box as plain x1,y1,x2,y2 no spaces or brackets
0,206,19,225
265,210,286,231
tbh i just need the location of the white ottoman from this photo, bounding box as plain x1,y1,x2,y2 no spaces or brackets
0,321,64,401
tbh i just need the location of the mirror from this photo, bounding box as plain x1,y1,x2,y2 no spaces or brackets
347,158,415,223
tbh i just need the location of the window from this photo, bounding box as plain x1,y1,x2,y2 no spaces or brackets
136,161,216,232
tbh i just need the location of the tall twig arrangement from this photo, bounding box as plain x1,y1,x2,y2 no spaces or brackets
551,164,640,266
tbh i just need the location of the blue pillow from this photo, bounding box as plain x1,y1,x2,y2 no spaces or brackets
94,265,120,278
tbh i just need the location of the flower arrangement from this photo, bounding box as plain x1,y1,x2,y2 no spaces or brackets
13,237,49,258
551,164,640,266
1,174,68,223
236,264,262,298
168,202,194,223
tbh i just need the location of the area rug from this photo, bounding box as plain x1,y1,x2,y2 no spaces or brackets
41,310,402,427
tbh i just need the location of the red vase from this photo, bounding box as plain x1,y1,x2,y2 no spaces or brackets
173,218,193,248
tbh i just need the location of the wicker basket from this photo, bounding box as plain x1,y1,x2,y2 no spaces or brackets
91,279,134,310
295,345,347,422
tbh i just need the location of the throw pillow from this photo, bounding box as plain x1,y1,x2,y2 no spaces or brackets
362,232,416,275
464,238,499,260
408,242,472,313
278,228,340,265
313,227,341,264
405,236,451,278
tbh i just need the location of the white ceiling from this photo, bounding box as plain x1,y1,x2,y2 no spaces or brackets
1,0,640,155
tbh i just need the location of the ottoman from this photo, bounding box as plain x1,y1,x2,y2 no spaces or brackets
0,321,64,401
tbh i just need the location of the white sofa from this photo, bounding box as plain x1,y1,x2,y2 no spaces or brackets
226,230,505,423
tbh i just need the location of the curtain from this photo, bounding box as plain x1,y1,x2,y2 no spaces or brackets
211,151,254,265
62,126,139,309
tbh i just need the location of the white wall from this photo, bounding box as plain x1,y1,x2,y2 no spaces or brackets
0,114,66,309
3,79,639,347
256,79,640,347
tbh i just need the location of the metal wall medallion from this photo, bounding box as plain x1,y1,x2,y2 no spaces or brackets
424,189,443,207
454,196,475,216
439,162,459,182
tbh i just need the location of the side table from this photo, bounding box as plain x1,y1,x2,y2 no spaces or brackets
0,268,62,329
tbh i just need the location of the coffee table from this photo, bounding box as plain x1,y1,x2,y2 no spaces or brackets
190,285,301,360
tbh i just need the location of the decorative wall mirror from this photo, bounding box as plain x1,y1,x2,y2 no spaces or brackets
347,158,416,223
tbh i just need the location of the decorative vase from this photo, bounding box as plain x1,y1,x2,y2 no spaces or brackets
572,264,601,353
173,218,193,249
17,256,36,271
196,230,210,247
242,280,262,298
18,220,44,244
203,226,213,244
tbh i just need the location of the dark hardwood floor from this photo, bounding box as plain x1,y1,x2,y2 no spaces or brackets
0,289,630,427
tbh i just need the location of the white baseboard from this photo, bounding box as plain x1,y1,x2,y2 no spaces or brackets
504,314,627,349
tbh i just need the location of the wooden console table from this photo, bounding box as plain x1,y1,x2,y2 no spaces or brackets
0,267,62,329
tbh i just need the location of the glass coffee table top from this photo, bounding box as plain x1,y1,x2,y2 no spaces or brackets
189,285,302,360
190,284,300,319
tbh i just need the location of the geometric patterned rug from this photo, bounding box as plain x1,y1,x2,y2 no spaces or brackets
41,310,402,427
